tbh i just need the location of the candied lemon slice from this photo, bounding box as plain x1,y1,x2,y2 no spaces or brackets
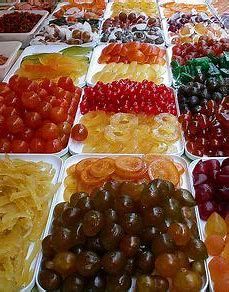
151,124,180,143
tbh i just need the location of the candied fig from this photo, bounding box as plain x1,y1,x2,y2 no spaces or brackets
86,272,106,292
137,249,155,274
61,206,82,226
106,274,132,292
120,235,140,257
151,233,175,256
184,238,208,261
102,251,127,275
51,252,78,277
42,235,55,258
82,210,104,237
92,189,114,211
155,252,180,278
62,274,84,292
121,212,143,235
137,274,169,292
141,226,160,244
76,251,101,277
143,207,165,227
100,223,124,250
115,195,135,214
167,223,191,246
173,189,196,207
38,269,61,290
173,269,202,292
104,208,118,225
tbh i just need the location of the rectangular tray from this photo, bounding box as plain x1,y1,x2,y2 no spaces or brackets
86,43,172,86
35,153,208,292
0,154,62,292
0,10,49,47
188,157,227,292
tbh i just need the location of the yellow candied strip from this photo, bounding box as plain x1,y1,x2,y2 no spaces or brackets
0,157,59,291
92,62,166,84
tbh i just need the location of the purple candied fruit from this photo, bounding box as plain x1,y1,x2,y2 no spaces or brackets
193,160,206,175
218,202,229,219
193,173,208,186
198,201,218,220
203,159,221,178
195,183,214,203
216,173,229,187
221,165,229,175
222,158,229,168
217,186,229,202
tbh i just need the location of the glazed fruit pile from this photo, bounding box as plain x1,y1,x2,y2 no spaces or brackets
38,175,208,291
63,156,184,197
0,75,81,153
166,12,226,45
101,13,164,44
179,100,228,157
80,79,176,115
16,47,90,84
192,158,229,219
0,11,42,33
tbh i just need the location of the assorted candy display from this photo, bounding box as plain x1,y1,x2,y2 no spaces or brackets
0,0,229,291
0,157,58,290
0,75,81,153
101,13,164,44
166,12,227,45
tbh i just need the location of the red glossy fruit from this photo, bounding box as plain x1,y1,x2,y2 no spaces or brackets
50,107,68,123
39,123,59,140
21,91,41,110
11,140,29,153
24,112,42,129
71,124,88,141
0,138,10,152
30,137,45,153
6,115,24,134
46,138,63,153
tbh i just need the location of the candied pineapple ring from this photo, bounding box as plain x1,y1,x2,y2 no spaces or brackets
79,112,181,154
110,113,138,128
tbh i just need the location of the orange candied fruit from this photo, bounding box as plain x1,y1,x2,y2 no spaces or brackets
205,235,225,256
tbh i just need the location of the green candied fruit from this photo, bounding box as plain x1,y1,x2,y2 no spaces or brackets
61,46,92,56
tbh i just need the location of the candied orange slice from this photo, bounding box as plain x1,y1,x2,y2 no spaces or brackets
174,162,185,175
75,158,98,175
102,43,117,55
81,165,106,185
143,154,172,165
148,157,180,186
89,158,115,178
66,164,76,175
114,156,147,179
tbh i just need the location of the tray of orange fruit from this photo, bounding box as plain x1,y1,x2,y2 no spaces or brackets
86,42,172,85
59,154,189,201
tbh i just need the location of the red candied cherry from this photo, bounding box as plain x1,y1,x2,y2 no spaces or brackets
58,77,75,93
40,79,56,94
0,138,10,153
27,81,40,93
38,123,59,140
216,173,229,187
49,96,61,107
24,112,42,129
60,134,69,147
58,122,71,135
21,91,41,110
38,101,52,118
11,140,29,153
30,137,45,153
198,201,218,221
21,128,34,141
6,115,24,134
71,124,88,141
45,138,63,153
39,88,49,99
50,107,68,123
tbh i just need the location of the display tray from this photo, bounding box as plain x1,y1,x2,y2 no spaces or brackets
188,157,227,292
0,154,62,292
0,10,49,47
86,43,172,86
35,153,209,292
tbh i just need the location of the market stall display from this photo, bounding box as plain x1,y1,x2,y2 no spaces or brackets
0,0,228,291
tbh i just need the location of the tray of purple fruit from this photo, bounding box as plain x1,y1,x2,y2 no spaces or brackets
189,157,229,221
100,12,166,45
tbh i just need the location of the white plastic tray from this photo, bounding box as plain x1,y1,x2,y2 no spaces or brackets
188,157,227,292
0,40,21,81
0,154,62,292
86,43,172,86
0,10,49,47
35,153,209,292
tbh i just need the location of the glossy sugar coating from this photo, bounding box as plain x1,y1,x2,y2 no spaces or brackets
162,2,211,18
205,235,225,256
205,212,228,237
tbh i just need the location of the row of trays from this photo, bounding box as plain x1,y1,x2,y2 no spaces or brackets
2,153,225,291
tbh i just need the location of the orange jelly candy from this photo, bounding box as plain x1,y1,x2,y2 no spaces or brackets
205,235,225,256
208,256,229,282
221,242,229,264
